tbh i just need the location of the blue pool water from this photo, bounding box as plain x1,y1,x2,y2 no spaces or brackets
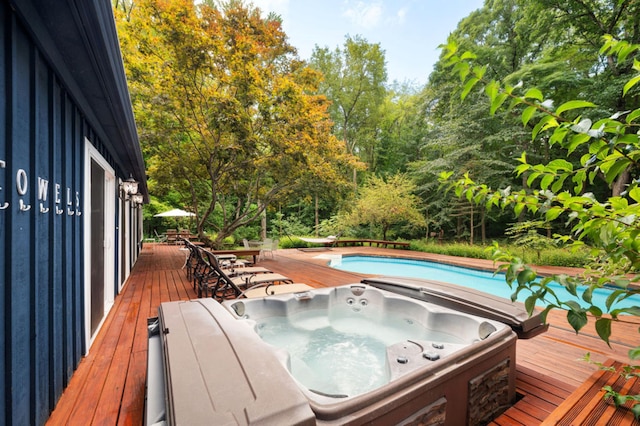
330,255,640,311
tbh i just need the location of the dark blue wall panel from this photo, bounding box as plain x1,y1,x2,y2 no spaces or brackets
33,49,51,426
49,76,64,409
0,4,7,425
1,3,123,424
73,111,84,365
9,17,34,426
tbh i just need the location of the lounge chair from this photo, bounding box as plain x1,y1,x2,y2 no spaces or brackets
182,239,201,281
207,250,271,276
191,246,220,297
298,235,338,244
299,232,342,248
202,250,293,301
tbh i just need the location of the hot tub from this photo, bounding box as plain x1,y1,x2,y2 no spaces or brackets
147,281,522,425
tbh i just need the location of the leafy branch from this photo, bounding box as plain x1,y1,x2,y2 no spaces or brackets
438,34,640,417
439,35,640,356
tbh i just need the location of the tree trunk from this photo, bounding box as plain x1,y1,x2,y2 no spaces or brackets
611,168,630,197
261,206,267,240
352,167,358,193
469,203,474,245
315,193,319,237
481,207,486,244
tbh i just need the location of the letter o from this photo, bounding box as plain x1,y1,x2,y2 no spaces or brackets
16,169,28,195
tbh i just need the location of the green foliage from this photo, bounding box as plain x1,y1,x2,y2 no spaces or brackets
232,224,261,242
116,0,357,248
375,83,427,175
408,240,589,267
410,241,492,260
270,212,312,238
537,249,589,268
440,35,640,332
439,34,640,414
278,237,320,249
309,35,387,165
338,174,426,240
505,220,556,262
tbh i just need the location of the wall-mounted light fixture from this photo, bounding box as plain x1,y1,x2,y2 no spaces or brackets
131,193,144,205
120,175,139,200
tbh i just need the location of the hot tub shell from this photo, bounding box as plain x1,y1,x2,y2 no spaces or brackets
146,281,522,425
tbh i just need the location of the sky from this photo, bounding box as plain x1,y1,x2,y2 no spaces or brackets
250,0,484,85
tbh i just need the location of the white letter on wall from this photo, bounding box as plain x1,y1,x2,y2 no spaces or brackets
0,160,7,209
16,169,30,211
38,177,49,213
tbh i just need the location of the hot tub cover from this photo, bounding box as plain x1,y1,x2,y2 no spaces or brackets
156,298,315,425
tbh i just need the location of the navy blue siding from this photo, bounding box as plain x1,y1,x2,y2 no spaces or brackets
0,3,124,424
9,17,33,426
0,5,7,424
33,48,50,425
49,75,65,410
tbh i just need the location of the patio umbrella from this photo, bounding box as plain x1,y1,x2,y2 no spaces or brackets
154,208,195,218
153,208,196,235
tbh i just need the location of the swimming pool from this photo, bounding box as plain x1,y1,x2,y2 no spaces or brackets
330,255,640,311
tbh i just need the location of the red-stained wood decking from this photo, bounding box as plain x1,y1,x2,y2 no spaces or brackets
46,243,640,425
541,359,640,426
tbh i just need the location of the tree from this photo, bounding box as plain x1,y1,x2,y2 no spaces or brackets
439,36,640,416
309,35,387,187
341,174,426,240
375,83,427,176
418,0,640,241
116,0,358,247
414,0,558,240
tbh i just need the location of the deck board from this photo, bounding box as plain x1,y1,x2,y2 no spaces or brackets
541,359,640,425
46,243,640,425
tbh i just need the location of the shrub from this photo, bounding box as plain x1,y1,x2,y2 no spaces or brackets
409,239,590,267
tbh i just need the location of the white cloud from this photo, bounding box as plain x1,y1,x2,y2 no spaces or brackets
249,0,290,17
395,7,407,24
342,1,383,29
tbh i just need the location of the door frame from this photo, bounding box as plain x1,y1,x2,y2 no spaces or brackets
83,139,116,350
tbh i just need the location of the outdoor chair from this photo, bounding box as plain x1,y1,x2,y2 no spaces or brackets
191,247,225,298
257,238,279,259
202,250,293,301
258,238,273,260
182,239,201,281
213,252,252,269
223,263,272,277
165,229,178,244
298,232,343,248
212,251,271,275
154,229,167,243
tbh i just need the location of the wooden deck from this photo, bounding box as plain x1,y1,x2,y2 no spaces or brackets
46,243,640,425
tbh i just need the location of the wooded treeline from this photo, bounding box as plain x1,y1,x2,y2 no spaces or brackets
113,0,639,246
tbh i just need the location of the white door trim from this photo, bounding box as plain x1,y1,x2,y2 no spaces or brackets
83,138,116,352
